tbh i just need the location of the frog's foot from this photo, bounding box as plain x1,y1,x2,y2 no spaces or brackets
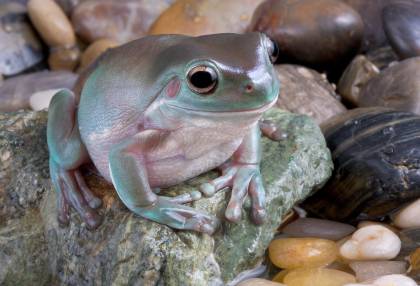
130,197,219,234
50,159,102,229
259,119,288,141
199,161,266,224
161,191,202,204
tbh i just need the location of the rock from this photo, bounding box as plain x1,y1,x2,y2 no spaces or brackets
345,274,418,286
248,0,363,68
340,225,401,261
383,2,420,59
27,0,75,47
269,238,338,269
237,278,285,286
337,55,380,106
149,0,264,36
366,46,399,70
342,0,393,52
72,0,175,44
408,248,420,283
0,3,44,76
283,268,356,286
0,109,333,285
79,38,119,70
54,0,85,15
399,229,420,260
282,218,355,240
393,198,420,229
29,88,61,111
0,71,77,112
303,107,420,222
359,58,420,114
274,65,347,125
349,261,407,282
48,45,80,71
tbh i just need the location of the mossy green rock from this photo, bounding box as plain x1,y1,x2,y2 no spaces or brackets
0,108,332,285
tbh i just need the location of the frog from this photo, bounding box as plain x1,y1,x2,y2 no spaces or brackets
47,32,282,235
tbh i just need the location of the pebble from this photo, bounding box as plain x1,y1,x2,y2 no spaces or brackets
269,238,338,269
275,65,346,125
399,229,420,260
79,38,119,70
393,198,420,229
283,268,356,286
29,89,61,111
408,248,420,283
0,3,43,76
237,278,285,286
149,0,263,36
337,55,380,106
72,0,174,43
344,274,417,286
340,225,401,261
349,261,407,282
0,71,77,112
282,217,355,241
359,57,420,114
342,0,395,52
27,0,76,47
383,2,420,59
48,46,80,71
249,0,363,68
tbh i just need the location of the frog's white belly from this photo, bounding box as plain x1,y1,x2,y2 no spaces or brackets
86,126,245,188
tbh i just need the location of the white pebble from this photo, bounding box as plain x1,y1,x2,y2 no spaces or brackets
393,198,420,229
29,88,62,111
340,225,401,260
343,274,417,286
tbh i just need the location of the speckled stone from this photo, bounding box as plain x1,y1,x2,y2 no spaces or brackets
0,108,332,285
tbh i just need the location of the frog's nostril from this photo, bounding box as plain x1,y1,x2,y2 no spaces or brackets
245,84,254,93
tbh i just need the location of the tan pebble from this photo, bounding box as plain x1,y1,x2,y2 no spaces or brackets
344,274,417,286
409,248,420,271
393,198,420,229
79,38,118,70
48,46,80,71
272,269,289,283
269,238,338,269
349,260,407,282
340,225,401,261
283,268,356,286
237,278,286,286
27,0,75,47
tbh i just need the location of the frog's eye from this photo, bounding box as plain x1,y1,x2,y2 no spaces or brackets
265,36,279,64
187,65,218,95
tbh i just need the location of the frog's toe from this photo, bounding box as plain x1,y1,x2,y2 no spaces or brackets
199,167,235,197
163,191,202,204
249,175,266,225
184,213,220,235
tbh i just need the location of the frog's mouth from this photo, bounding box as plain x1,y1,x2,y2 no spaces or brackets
167,97,277,115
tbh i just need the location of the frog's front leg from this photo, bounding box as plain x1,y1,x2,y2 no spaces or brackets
108,134,219,234
47,90,102,229
200,124,267,224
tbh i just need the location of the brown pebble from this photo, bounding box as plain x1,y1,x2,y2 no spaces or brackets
27,0,76,47
282,217,355,241
48,46,80,71
79,38,118,70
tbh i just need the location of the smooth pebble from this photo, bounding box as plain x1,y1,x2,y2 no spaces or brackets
237,278,285,286
29,89,62,111
269,238,338,269
282,217,355,240
349,261,407,282
79,38,118,70
340,225,401,260
283,268,356,286
344,274,417,286
393,198,420,229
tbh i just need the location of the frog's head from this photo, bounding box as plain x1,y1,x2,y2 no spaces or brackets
155,32,280,125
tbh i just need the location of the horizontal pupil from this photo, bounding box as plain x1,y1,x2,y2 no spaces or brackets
190,71,215,89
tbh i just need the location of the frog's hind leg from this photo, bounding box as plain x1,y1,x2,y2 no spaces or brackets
47,89,102,229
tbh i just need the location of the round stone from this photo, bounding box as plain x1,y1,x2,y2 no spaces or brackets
48,46,80,71
27,0,75,47
283,268,356,286
269,238,338,269
249,0,363,68
383,2,420,59
79,38,118,70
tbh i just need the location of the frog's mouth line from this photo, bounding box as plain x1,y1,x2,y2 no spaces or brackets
167,99,276,115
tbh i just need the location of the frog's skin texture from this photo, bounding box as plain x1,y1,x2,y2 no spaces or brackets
47,33,281,234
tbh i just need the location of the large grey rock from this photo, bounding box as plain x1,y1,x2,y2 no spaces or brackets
0,108,332,285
